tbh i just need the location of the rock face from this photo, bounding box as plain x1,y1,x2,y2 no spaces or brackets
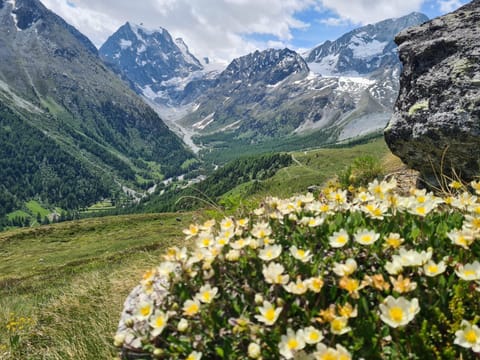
384,1,480,182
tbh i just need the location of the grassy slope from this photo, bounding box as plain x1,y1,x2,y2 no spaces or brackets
220,138,391,206
0,213,199,359
0,138,397,359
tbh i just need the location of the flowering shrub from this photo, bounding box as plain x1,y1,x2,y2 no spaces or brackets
115,179,480,359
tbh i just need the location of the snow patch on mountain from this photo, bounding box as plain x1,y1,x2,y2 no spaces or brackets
193,112,215,130
119,39,132,49
348,35,388,59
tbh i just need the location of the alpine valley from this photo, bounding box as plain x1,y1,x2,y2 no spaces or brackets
0,0,429,226
0,0,194,223
100,12,428,162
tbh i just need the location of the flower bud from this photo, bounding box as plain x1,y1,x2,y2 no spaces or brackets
113,333,125,347
248,342,261,358
177,318,189,332
152,348,164,358
254,294,264,305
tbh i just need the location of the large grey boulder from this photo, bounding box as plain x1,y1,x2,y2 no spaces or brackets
384,0,480,183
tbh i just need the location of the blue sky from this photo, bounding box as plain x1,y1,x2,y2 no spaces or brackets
41,0,469,63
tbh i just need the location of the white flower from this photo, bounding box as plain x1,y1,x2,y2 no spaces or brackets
231,237,250,250
226,249,241,261
263,262,289,285
220,217,235,231
195,283,218,304
454,320,480,352
196,233,214,248
455,261,480,281
251,221,272,239
283,277,308,295
385,258,404,275
186,351,202,360
255,301,282,326
289,246,313,262
248,342,261,358
362,202,388,220
328,229,349,248
278,328,306,359
383,233,404,249
354,229,380,245
306,277,324,293
314,343,351,360
303,326,324,344
149,310,169,337
329,316,351,335
398,247,432,267
183,299,201,317
259,244,282,261
423,260,447,277
448,229,475,249
183,224,200,238
379,296,420,328
135,300,154,321
307,216,324,228
333,258,357,277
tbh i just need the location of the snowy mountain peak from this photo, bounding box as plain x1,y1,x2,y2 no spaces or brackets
306,12,429,75
99,22,203,98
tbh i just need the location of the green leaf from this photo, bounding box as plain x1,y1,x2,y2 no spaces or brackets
215,347,225,358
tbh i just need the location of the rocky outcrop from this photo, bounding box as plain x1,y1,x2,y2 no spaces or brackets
384,0,480,183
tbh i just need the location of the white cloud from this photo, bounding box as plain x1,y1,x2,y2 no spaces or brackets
318,17,349,26
438,0,463,13
318,0,425,25
40,0,316,64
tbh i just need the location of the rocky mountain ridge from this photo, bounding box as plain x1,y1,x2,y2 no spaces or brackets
101,12,428,150
306,12,429,75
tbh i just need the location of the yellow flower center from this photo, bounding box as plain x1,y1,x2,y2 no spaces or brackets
297,249,305,257
343,278,359,293
463,270,476,277
202,291,211,302
320,204,330,212
265,308,276,322
140,305,151,317
321,352,337,360
428,265,438,273
337,235,347,244
361,235,372,243
387,238,401,247
202,238,211,246
311,278,323,291
465,329,478,344
389,307,404,323
287,338,299,350
155,316,165,327
416,206,426,215
331,318,345,332
186,303,199,315
309,332,320,342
